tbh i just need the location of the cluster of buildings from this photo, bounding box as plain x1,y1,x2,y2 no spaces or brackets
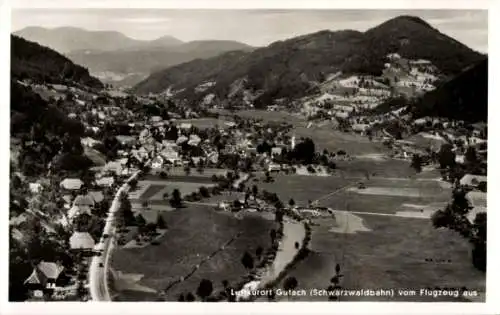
300,53,439,123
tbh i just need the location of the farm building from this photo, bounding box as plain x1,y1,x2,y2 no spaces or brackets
460,174,487,190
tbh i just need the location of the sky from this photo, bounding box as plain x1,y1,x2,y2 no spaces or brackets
11,9,488,52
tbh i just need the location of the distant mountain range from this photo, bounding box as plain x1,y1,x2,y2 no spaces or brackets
67,40,254,80
11,35,103,88
13,26,184,53
411,58,487,123
13,27,254,87
132,15,486,106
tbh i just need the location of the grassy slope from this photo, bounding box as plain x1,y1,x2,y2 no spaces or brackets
112,205,275,301
274,215,485,302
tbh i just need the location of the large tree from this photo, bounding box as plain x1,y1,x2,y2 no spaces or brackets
241,251,254,270
118,193,136,226
255,246,263,259
196,279,213,301
135,214,147,234
438,144,456,170
465,146,478,167
290,138,316,164
431,188,484,272
252,185,258,197
199,186,210,198
283,276,298,291
156,214,167,229
411,154,423,173
170,189,183,208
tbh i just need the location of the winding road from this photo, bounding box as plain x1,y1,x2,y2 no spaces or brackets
88,171,142,301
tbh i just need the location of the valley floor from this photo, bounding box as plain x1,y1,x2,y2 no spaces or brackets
114,110,485,302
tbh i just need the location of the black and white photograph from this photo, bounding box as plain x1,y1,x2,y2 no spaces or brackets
1,1,497,314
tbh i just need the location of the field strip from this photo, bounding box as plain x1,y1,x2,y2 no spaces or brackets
331,209,431,219
185,201,218,207
253,170,441,182
148,186,171,201
340,176,441,182
162,233,242,296
128,183,151,200
148,205,176,211
314,183,355,203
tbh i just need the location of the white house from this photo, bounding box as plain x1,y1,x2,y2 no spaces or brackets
81,137,101,148
414,118,428,126
387,53,401,60
29,183,42,194
335,111,349,119
139,129,150,139
97,112,106,120
70,232,95,250
207,151,219,164
179,123,192,130
160,148,180,164
24,261,65,297
218,201,230,211
60,178,83,191
455,155,465,164
73,195,95,208
460,174,487,189
96,177,115,188
176,135,189,145
465,191,487,224
162,140,177,148
88,191,104,203
271,147,283,158
268,163,281,172
10,213,29,226
115,135,136,146
104,161,123,175
188,134,202,146
352,124,370,133
152,156,164,169
118,158,129,165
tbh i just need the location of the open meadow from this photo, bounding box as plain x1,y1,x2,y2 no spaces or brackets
174,118,233,129
251,152,484,302
218,109,390,155
272,214,485,302
257,172,450,215
116,111,482,302
112,205,277,301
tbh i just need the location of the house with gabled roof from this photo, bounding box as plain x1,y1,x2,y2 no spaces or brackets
29,182,42,194
96,176,115,188
88,191,104,204
81,137,101,148
73,195,95,208
9,213,29,226
103,161,123,176
116,135,137,146
176,135,189,145
70,232,95,252
60,178,83,191
460,174,487,190
188,134,201,146
24,261,65,298
179,123,192,130
152,156,164,169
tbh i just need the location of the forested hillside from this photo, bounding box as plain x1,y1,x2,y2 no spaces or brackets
11,35,103,88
